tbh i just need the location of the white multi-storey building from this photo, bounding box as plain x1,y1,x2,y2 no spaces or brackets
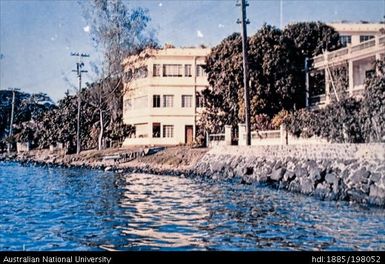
330,22,384,46
121,23,384,145
122,47,210,146
309,22,385,107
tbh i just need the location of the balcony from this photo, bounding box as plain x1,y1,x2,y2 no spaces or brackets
351,38,376,53
313,35,385,68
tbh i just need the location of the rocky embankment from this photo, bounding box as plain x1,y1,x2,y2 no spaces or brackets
194,144,385,207
1,144,385,207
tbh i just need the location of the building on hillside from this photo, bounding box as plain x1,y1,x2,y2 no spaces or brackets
308,22,385,108
122,47,211,146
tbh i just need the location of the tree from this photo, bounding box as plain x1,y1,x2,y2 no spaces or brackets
284,62,385,144
31,90,101,151
283,21,341,59
360,60,385,142
284,21,342,104
201,33,244,133
202,24,304,134
0,90,55,149
247,24,303,119
81,0,158,150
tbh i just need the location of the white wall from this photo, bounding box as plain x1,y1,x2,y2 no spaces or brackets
122,48,210,146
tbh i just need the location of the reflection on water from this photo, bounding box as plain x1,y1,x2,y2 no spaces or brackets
0,162,385,251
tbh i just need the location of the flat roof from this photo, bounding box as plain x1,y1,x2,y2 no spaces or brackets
328,22,383,33
122,47,211,66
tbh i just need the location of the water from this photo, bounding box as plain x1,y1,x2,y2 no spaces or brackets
0,162,384,251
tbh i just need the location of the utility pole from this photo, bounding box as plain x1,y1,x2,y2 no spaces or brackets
237,0,251,146
71,52,89,155
7,87,20,153
280,0,284,29
305,57,310,108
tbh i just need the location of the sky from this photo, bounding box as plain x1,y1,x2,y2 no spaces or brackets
0,0,384,101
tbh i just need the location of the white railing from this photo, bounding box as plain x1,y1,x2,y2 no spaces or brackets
251,130,281,140
313,36,383,65
380,35,385,45
208,124,331,147
351,38,376,53
239,128,328,146
327,47,349,60
207,133,226,147
238,124,286,146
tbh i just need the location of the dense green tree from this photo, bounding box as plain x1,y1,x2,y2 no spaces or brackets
360,60,385,142
0,91,55,148
284,97,363,143
284,22,342,106
200,22,341,135
202,24,307,133
283,21,341,58
30,87,133,151
284,61,384,143
201,33,244,133
247,24,303,118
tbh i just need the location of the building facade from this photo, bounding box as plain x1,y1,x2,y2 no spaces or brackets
309,23,385,108
122,48,210,146
121,23,384,145
330,22,384,47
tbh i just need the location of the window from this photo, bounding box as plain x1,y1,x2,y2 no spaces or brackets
196,65,207,77
339,35,352,47
163,125,174,138
360,35,374,43
184,64,192,77
153,64,161,77
153,95,161,108
123,70,133,82
135,123,148,138
163,95,174,107
181,95,193,108
152,123,161,138
196,92,204,108
163,64,183,77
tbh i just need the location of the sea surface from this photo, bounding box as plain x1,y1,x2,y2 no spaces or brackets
1,161,384,251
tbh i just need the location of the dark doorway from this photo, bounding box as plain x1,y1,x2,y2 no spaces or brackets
185,125,193,144
153,123,161,138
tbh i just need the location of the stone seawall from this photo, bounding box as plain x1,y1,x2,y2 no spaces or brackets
2,144,385,207
194,144,385,207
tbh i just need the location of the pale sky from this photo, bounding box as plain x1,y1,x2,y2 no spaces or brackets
0,0,384,101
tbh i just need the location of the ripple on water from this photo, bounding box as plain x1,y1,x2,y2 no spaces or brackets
1,162,385,251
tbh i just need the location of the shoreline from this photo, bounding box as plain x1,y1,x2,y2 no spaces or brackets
1,144,385,208
0,146,206,177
